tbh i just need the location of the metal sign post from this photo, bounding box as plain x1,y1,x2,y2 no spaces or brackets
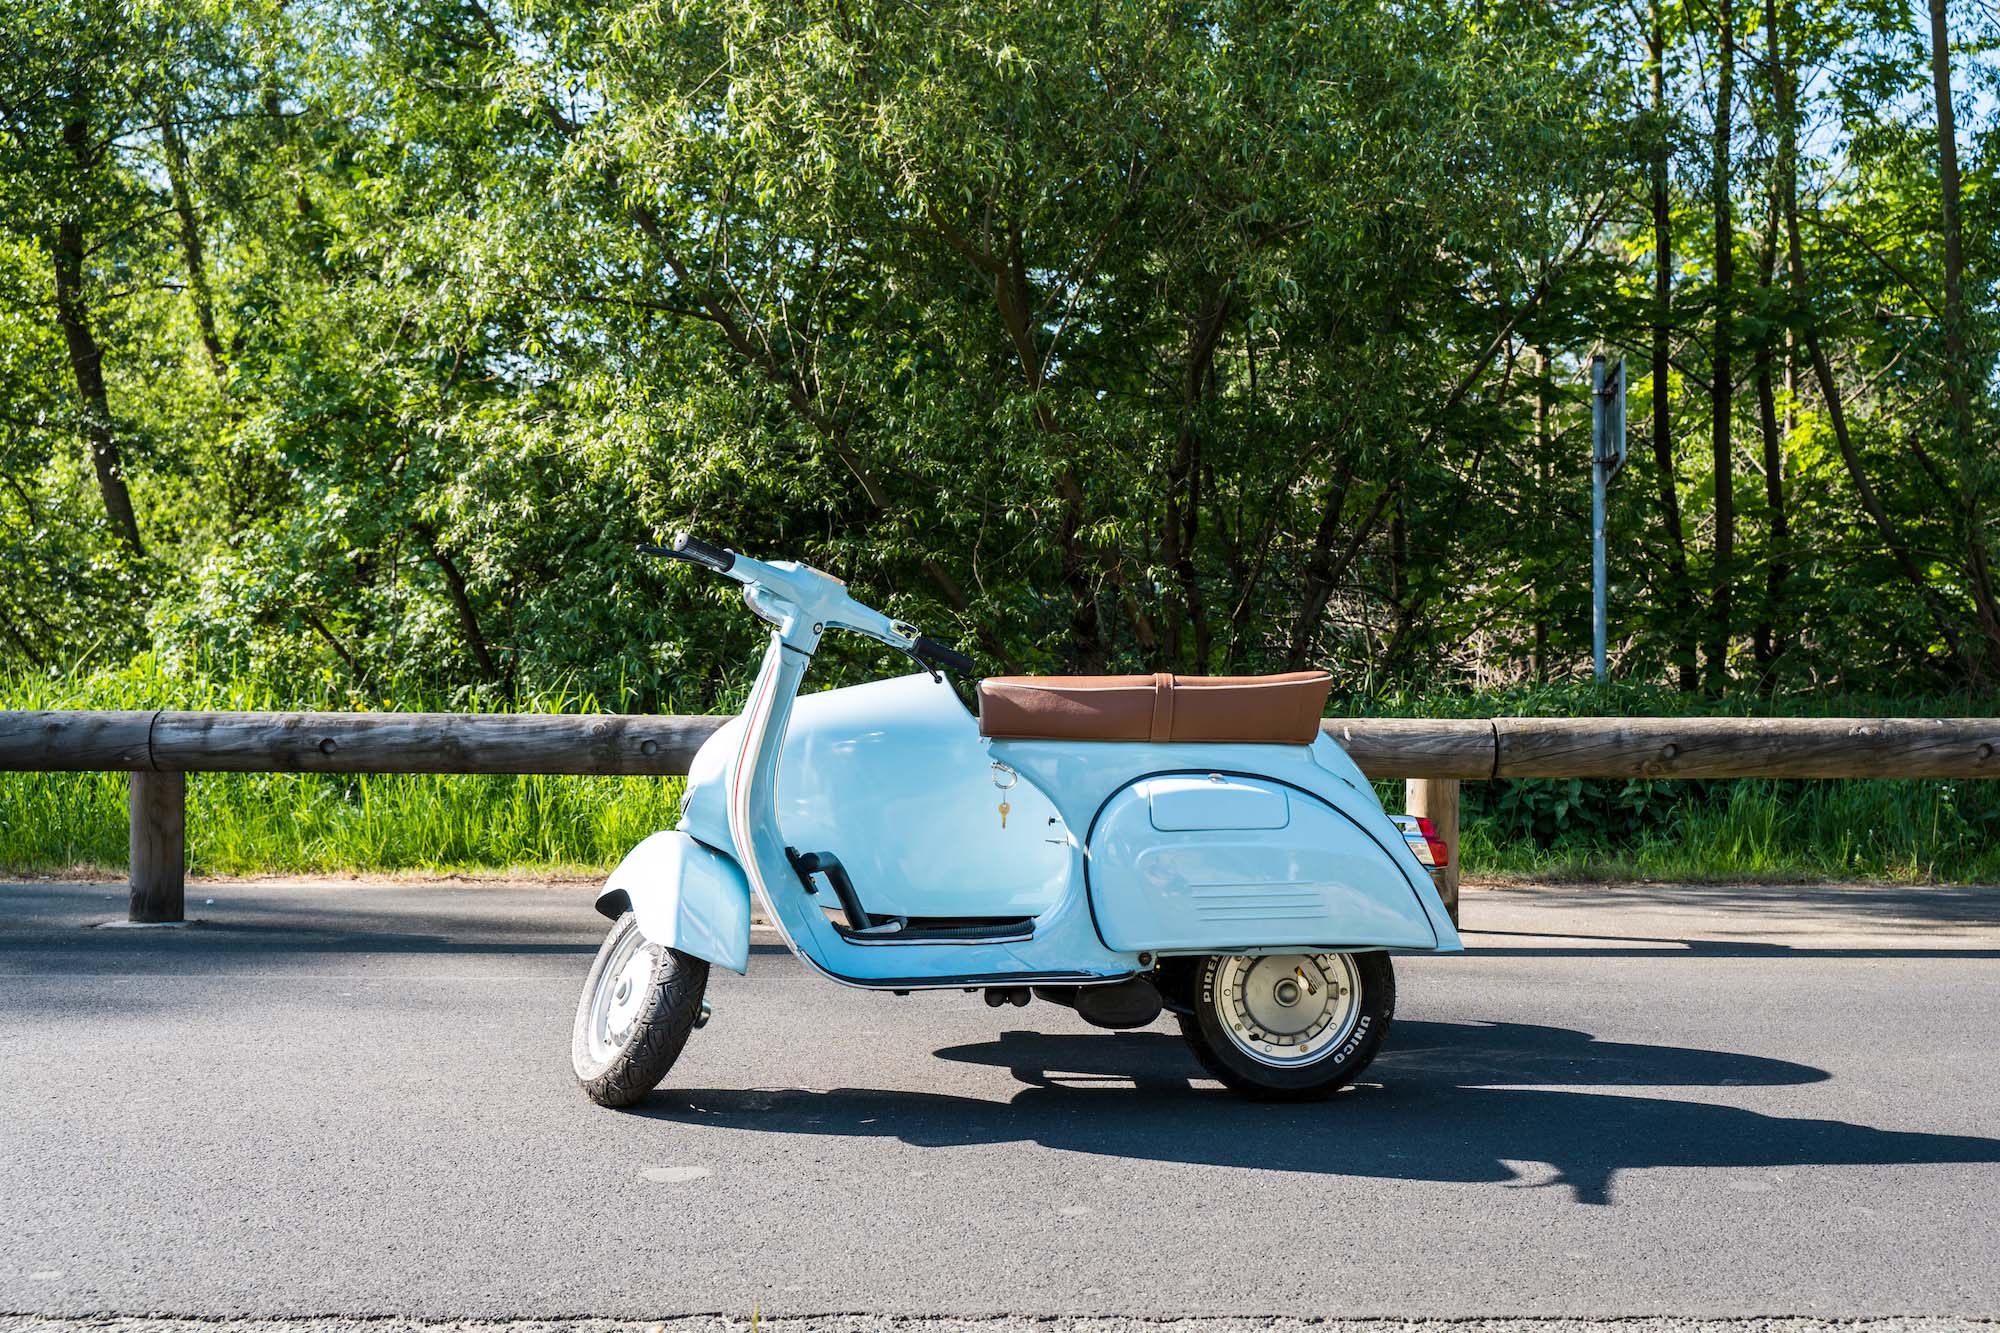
1590,354,1627,683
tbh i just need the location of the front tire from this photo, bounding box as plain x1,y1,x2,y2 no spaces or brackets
1179,951,1394,1101
572,912,709,1107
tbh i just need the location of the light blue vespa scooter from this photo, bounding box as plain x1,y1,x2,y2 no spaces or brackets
571,534,1461,1105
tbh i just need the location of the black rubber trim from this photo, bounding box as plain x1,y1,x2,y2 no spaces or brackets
1077,768,1440,954
833,917,1036,946
827,969,1130,990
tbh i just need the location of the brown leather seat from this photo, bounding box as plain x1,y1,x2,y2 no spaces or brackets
977,672,1333,744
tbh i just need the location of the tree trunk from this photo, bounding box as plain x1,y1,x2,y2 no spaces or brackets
1751,345,1788,684
419,526,502,681
1706,0,1736,693
50,117,143,557
1751,337,1788,687
1160,283,1228,672
1753,0,1793,688
1925,0,2000,674
160,101,228,387
1928,0,1972,440
1387,496,1408,661
1532,345,1550,680
1648,0,1697,692
1285,482,1393,670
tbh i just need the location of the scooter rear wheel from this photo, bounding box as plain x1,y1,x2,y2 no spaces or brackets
1178,950,1394,1100
572,911,709,1107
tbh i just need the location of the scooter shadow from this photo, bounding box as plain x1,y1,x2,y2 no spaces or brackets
643,1020,2000,1205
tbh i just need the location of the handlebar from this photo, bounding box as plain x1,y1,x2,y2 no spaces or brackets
637,533,737,572
912,635,977,677
638,535,976,676
667,531,735,572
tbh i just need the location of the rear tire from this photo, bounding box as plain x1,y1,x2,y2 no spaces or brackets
572,912,709,1108
1178,951,1394,1101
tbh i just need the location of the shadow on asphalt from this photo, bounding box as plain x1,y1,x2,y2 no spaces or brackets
0,883,799,969
1469,939,2000,959
1479,881,2000,929
637,1021,2000,1206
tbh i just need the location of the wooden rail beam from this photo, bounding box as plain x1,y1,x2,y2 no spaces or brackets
4,708,1997,928
148,710,730,774
0,711,1497,775
1324,719,1494,779
4,710,1996,779
0,710,157,770
1492,716,2000,779
1,710,1498,776
0,710,728,775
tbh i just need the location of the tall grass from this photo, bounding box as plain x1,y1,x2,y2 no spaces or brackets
2,767,682,875
1451,778,2000,883
0,654,682,876
5,657,1995,882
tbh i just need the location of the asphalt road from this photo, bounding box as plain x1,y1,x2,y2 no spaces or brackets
2,877,1997,1322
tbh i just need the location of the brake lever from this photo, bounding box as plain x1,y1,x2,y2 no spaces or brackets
897,643,943,682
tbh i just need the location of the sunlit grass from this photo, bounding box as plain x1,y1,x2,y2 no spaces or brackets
0,654,683,876
0,767,683,876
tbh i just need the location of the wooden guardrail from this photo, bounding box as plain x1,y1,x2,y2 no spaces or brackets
4,710,1997,925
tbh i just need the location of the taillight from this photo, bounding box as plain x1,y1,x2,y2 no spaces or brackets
1393,814,1451,868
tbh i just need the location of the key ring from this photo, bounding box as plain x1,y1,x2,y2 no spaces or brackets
990,761,1018,791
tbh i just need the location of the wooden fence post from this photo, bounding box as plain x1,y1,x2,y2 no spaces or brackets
129,770,186,924
1405,777,1460,925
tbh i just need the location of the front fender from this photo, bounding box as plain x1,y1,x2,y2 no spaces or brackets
595,831,752,974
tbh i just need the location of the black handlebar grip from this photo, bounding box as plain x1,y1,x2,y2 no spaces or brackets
670,531,736,572
913,635,977,677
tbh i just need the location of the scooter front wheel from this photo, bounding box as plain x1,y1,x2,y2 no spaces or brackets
571,911,709,1107
1178,951,1393,1101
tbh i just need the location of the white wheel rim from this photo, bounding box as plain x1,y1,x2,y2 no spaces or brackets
1212,953,1362,1068
587,925,657,1065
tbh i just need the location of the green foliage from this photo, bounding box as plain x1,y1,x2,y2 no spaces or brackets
0,0,1997,879
4,0,1996,696
0,0,1708,696
1483,777,1686,850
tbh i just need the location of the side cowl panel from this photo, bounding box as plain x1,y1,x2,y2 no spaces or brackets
680,673,1070,920
1086,773,1443,953
595,830,752,973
